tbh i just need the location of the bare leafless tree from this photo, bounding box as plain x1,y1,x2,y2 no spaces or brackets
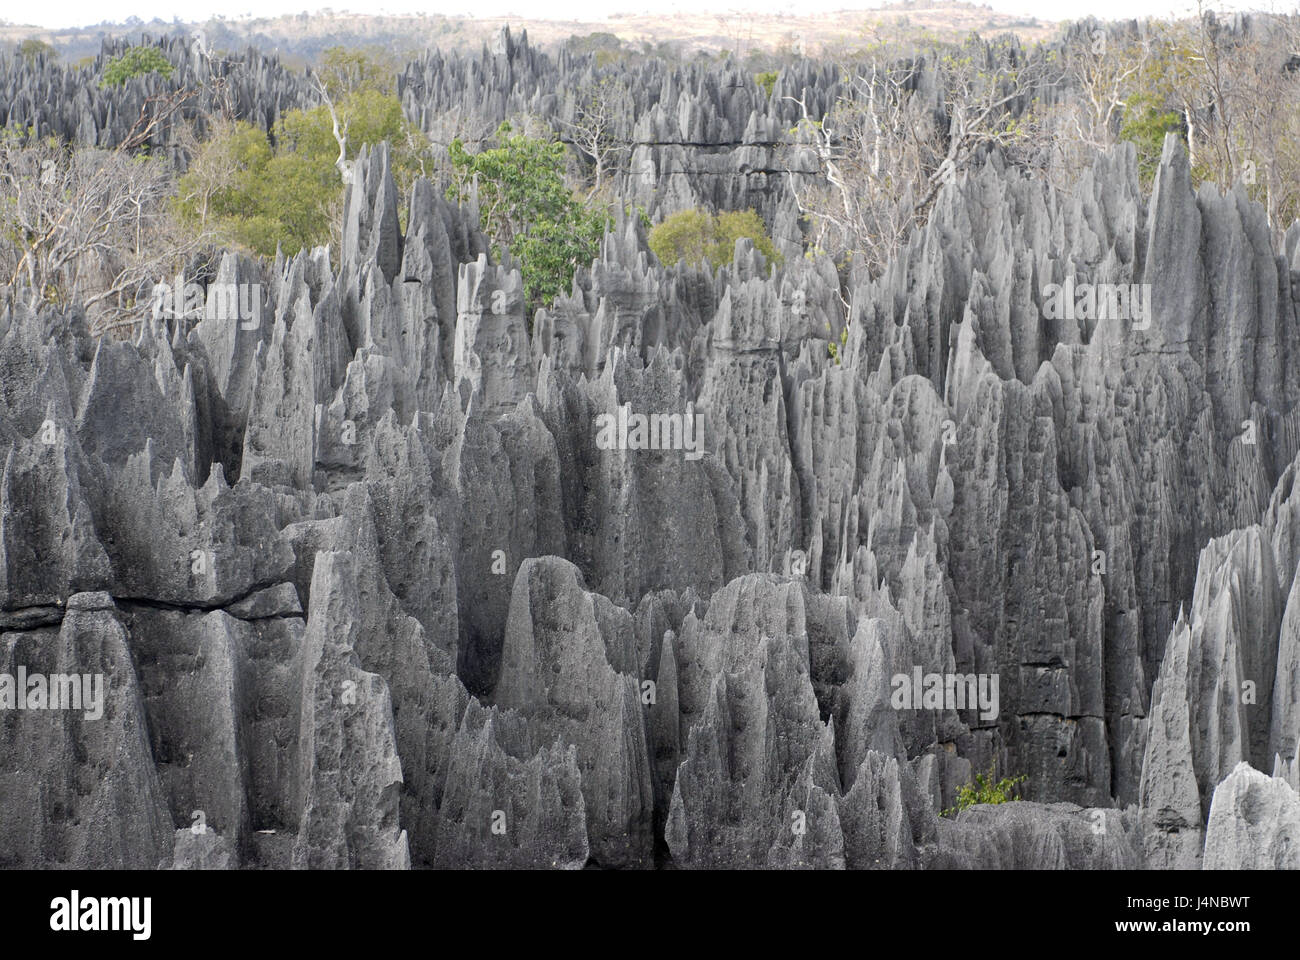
1119,8,1300,233
1178,8,1300,232
1065,28,1152,150
561,77,631,193
785,38,1044,274
118,86,201,154
312,77,354,185
0,134,210,334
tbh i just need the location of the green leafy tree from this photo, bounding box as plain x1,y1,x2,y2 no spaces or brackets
714,210,783,266
448,122,607,310
648,207,782,270
1119,93,1184,185
754,70,778,98
100,46,174,88
317,45,398,98
17,39,57,64
175,88,423,258
175,119,323,256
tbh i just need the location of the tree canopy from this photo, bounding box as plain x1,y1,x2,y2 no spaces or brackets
100,46,174,88
648,208,782,270
175,51,424,258
448,122,608,311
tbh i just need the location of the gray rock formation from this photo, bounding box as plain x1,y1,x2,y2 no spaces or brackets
1203,762,1300,869
3,23,1300,870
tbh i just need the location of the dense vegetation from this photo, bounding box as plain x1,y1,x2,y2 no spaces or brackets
648,208,782,270
100,45,174,87
175,91,423,257
448,123,608,311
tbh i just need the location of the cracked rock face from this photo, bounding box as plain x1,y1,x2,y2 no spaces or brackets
4,23,1300,871
0,594,174,869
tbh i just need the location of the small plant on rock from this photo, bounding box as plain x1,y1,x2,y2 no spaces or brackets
941,762,1027,817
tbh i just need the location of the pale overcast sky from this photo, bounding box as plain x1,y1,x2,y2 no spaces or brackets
12,0,1298,30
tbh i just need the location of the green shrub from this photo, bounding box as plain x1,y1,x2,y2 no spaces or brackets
754,70,778,98
100,46,174,87
827,324,848,364
647,208,711,267
941,762,1027,817
648,207,782,270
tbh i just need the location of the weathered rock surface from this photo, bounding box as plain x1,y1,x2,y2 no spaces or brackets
0,593,174,869
1203,762,1300,869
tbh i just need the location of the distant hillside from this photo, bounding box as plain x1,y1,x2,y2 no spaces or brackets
1,4,1059,66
